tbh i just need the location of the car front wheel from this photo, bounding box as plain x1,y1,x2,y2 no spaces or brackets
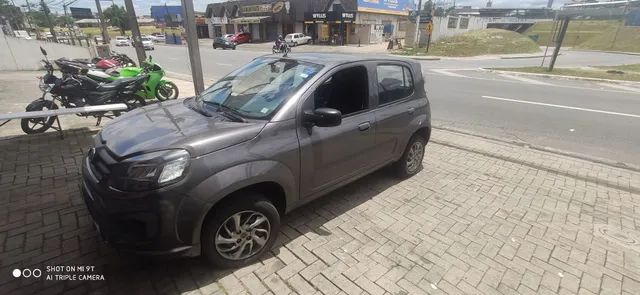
392,135,426,178
202,194,280,268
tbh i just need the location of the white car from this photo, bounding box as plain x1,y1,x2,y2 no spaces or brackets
223,34,234,41
141,37,154,50
154,34,166,43
115,36,131,46
284,33,312,46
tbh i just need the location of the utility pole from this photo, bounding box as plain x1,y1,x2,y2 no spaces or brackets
548,16,569,72
94,0,109,44
123,0,146,64
63,0,79,45
40,0,57,42
181,0,205,94
547,0,554,8
414,0,423,48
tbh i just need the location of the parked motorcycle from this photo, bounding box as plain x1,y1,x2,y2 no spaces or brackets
54,52,136,76
21,48,147,134
84,56,179,101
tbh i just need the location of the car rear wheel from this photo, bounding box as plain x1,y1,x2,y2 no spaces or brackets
202,194,280,268
392,135,426,178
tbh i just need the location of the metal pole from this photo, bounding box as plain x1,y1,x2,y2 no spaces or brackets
94,0,109,44
548,16,569,72
414,0,423,48
40,0,57,42
610,1,629,50
63,2,77,45
123,0,146,64
181,0,205,94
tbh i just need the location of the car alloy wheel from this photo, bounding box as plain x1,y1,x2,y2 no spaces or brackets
406,140,424,174
214,210,270,260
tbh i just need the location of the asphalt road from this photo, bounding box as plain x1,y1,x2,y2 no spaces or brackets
63,43,640,166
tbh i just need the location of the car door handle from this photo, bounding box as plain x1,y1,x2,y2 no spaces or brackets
407,107,416,114
358,122,371,131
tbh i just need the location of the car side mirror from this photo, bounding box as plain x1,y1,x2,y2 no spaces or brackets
304,108,342,128
40,46,47,56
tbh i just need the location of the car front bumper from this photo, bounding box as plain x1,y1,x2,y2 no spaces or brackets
81,155,196,256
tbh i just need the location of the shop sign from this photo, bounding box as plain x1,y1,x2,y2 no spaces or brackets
241,4,272,14
357,0,414,16
304,11,357,23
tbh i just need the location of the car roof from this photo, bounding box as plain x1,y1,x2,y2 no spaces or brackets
263,53,420,68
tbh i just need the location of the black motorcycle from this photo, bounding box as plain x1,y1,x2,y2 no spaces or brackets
21,48,147,134
272,42,291,55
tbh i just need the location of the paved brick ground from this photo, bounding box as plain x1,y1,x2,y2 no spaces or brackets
1,128,639,295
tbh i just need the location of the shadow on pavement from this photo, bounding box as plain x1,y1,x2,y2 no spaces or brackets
0,127,407,294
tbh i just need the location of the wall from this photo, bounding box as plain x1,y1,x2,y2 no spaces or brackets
0,30,91,71
406,16,546,46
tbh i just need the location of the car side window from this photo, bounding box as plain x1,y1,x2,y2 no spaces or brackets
377,65,414,105
313,66,369,116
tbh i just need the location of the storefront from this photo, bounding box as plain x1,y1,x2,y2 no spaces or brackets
206,0,304,42
304,11,356,45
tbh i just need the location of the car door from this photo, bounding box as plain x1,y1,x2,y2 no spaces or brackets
373,63,417,162
298,63,377,199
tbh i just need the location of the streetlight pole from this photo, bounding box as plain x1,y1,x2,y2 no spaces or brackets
94,0,109,44
414,0,423,48
123,0,146,64
181,0,205,94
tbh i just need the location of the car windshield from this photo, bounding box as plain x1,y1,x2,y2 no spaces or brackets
196,58,323,120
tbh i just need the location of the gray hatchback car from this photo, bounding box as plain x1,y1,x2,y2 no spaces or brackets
81,53,431,268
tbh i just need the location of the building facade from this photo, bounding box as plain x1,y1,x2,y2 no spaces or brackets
206,0,307,41
206,0,412,44
303,0,413,45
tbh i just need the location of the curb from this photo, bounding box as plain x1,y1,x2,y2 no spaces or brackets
571,49,640,57
432,125,640,173
499,54,557,60
388,54,441,61
482,68,640,86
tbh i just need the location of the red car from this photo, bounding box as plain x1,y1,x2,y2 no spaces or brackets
230,32,251,44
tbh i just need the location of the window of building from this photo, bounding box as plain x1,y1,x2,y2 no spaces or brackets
377,65,414,105
448,17,459,29
459,18,470,29
314,66,369,116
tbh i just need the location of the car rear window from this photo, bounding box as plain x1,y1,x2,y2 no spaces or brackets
376,65,414,105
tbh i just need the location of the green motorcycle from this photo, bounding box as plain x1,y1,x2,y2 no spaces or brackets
86,56,179,102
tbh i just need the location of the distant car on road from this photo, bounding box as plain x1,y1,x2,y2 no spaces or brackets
154,34,166,43
115,36,131,46
285,33,312,46
222,34,234,41
141,37,154,50
212,37,236,50
230,32,251,44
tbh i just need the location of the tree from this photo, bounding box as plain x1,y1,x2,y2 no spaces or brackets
56,15,74,27
103,4,129,34
0,0,25,30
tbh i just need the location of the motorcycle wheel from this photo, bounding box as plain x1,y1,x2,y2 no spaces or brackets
155,82,179,101
20,100,59,134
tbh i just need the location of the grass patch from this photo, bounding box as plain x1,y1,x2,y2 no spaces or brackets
525,20,640,53
525,20,618,47
575,25,640,53
395,29,540,57
595,64,640,73
495,66,640,82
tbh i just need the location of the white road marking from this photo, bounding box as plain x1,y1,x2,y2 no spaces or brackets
499,74,552,85
598,83,640,93
431,69,467,78
481,95,640,119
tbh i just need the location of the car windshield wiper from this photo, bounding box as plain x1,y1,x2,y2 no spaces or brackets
202,101,247,123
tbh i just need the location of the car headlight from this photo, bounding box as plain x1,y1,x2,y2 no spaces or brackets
110,149,190,192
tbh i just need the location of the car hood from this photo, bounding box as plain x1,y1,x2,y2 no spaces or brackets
99,99,266,158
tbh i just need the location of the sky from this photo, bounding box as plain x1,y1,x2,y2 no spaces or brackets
14,0,571,16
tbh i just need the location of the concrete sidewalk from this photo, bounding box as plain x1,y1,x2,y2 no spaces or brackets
1,123,639,294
